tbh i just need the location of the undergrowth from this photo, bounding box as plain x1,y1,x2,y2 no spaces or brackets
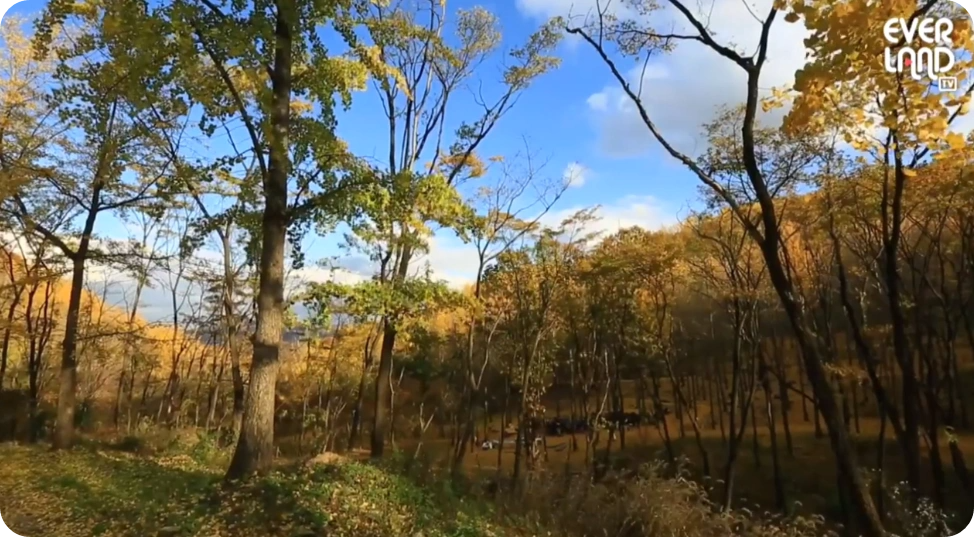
0,440,503,537
0,434,961,537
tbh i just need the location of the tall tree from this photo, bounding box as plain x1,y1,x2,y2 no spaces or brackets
353,1,562,458
781,0,974,503
566,3,889,533
13,4,183,449
451,150,566,471
123,0,381,478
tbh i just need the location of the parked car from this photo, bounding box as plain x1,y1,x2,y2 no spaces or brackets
481,439,500,450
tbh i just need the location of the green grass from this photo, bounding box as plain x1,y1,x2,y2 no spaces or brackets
0,442,512,537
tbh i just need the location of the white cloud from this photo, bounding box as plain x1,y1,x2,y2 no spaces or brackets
265,195,680,291
949,107,974,136
517,0,812,158
541,194,679,238
586,92,608,111
292,239,483,292
292,265,367,288
562,161,589,187
0,192,681,318
516,0,638,22
405,194,680,287
413,235,482,289
0,231,137,288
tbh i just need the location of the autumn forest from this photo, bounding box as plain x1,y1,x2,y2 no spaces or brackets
1,0,974,536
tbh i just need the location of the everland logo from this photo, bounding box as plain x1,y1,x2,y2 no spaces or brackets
883,17,958,91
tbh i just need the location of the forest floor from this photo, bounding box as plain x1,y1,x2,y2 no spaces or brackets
0,440,513,537
5,382,974,537
2,420,973,537
413,407,974,526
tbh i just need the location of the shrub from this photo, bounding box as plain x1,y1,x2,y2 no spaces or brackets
501,462,839,537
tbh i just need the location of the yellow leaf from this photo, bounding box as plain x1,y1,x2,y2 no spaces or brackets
784,11,800,23
902,168,917,177
945,132,966,150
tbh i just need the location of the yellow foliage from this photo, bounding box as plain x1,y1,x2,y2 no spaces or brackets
0,16,61,203
438,152,487,179
784,0,974,155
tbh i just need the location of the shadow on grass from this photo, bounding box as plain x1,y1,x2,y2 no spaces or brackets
0,443,502,537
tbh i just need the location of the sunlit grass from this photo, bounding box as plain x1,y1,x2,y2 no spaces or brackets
0,442,503,537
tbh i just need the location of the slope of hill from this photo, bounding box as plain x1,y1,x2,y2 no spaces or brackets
0,247,217,400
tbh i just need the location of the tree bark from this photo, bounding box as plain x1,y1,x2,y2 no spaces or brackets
53,257,87,449
370,319,397,458
348,329,376,450
225,0,292,480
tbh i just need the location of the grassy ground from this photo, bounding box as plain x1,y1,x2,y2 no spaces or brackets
0,439,513,537
3,426,969,537
0,438,860,537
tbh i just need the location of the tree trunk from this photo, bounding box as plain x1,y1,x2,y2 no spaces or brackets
650,371,675,465
881,160,923,501
53,257,87,449
113,371,126,430
750,398,760,469
348,337,373,450
798,353,810,422
371,231,414,459
0,283,23,394
664,355,710,476
760,355,786,512
205,378,220,432
512,354,534,488
225,2,292,480
220,232,245,443
370,319,396,458
768,334,795,457
759,236,886,536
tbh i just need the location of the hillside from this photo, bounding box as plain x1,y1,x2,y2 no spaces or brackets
0,246,223,434
4,2,974,536
0,443,506,537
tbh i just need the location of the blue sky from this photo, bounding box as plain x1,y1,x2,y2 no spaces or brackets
3,0,709,301
13,0,969,321
0,0,808,321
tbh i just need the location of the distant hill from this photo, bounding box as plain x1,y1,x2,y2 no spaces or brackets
0,247,214,376
2,247,349,359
